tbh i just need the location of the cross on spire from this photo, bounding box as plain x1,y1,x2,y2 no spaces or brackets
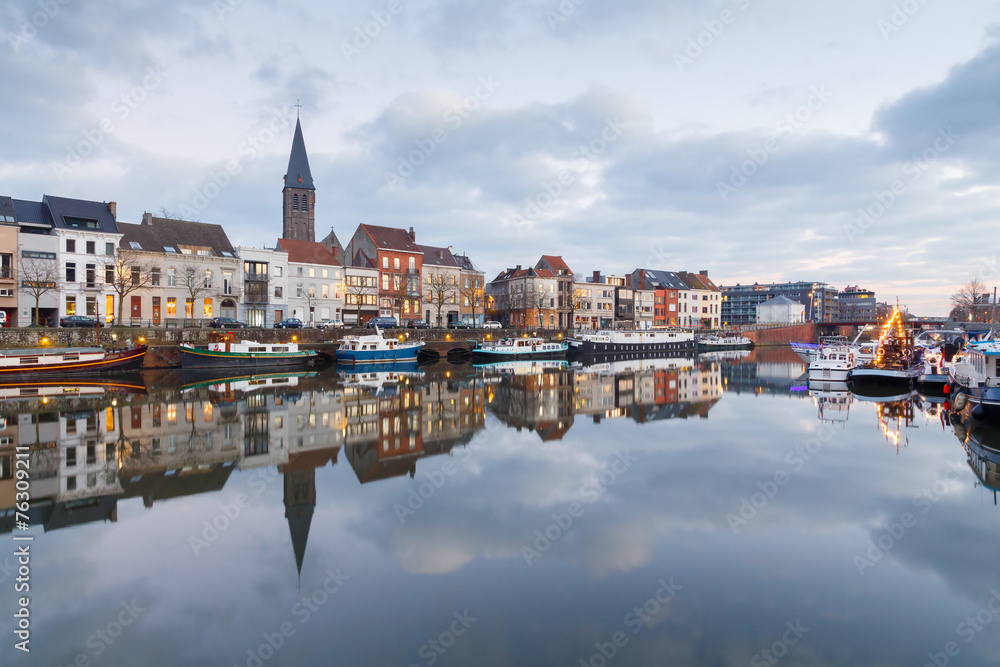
295,99,302,118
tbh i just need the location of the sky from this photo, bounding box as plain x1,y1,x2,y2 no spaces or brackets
1,0,998,316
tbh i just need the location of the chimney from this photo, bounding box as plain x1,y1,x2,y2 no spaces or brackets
516,265,521,271
593,270,601,283
142,211,153,225
408,227,415,242
107,201,117,220
700,269,709,277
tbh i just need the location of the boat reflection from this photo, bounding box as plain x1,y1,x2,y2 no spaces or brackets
808,380,852,425
950,403,1000,505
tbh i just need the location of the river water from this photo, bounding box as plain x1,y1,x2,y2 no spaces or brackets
2,347,999,666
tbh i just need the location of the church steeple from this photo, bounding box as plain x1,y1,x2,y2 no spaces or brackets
282,116,316,242
283,469,316,578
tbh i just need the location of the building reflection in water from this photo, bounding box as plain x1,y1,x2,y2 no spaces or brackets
0,357,725,572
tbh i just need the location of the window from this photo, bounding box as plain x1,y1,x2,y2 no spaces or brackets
223,270,233,293
66,239,76,253
322,284,329,298
382,273,389,290
106,242,115,255
185,298,194,318
296,283,303,298
464,277,470,288
394,257,400,270
151,268,160,286
450,275,456,285
86,241,95,254
296,267,303,277
301,194,308,211
308,267,315,277
274,266,283,277
66,262,76,282
167,267,176,287
130,267,139,286
408,257,415,271
382,257,388,269
322,269,328,278
293,194,299,211
86,296,96,316
166,297,176,316
66,295,76,315
203,298,213,317
203,270,212,288
274,286,282,298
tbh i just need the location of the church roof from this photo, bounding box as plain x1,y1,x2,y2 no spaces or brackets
276,238,340,266
284,118,315,190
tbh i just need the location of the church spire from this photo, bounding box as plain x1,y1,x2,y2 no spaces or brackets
284,117,314,190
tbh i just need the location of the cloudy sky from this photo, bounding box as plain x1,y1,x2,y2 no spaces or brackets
1,0,998,315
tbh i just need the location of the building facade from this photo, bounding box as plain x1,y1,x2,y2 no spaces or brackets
721,281,834,325
345,224,423,322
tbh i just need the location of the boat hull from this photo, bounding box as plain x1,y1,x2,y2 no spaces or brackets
0,346,147,375
179,346,319,369
569,338,697,356
335,345,423,364
471,346,568,360
847,367,918,386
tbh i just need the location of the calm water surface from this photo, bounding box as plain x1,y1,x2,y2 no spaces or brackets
2,348,999,666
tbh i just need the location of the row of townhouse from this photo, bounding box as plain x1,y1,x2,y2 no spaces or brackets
0,193,485,328
485,257,723,330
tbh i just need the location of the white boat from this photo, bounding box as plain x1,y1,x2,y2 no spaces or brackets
337,362,424,394
569,355,695,376
569,329,697,355
334,327,424,364
475,359,568,375
697,334,753,350
847,309,920,389
471,337,568,359
807,345,859,382
179,335,317,369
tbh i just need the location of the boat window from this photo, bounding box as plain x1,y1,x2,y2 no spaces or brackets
63,354,79,361
272,347,288,352
19,357,39,364
249,346,267,352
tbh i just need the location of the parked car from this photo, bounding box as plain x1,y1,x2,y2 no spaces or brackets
0,311,7,328
406,319,430,329
317,318,345,330
364,316,398,329
447,321,472,329
208,317,246,329
60,315,99,328
483,321,502,329
274,318,303,329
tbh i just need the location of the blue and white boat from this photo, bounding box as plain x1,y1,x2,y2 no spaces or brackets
949,341,1000,420
334,327,424,364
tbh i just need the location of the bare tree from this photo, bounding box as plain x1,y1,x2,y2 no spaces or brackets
345,275,376,326
950,276,990,322
107,249,157,325
458,277,484,327
386,271,420,323
18,255,60,326
426,274,457,326
244,273,270,327
182,265,210,323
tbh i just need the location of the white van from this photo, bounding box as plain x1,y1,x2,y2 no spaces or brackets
0,311,7,327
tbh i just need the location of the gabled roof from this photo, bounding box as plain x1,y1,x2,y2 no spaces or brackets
276,238,340,266
0,196,16,224
419,244,459,268
678,271,720,292
491,266,555,282
635,269,688,291
44,195,119,233
120,215,237,257
283,118,315,190
536,255,572,275
352,250,375,268
360,224,422,254
10,198,53,228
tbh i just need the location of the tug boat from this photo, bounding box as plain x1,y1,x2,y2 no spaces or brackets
0,343,147,375
179,332,318,369
568,329,697,356
334,327,424,364
471,337,568,360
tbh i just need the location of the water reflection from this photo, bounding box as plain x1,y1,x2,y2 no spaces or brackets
3,352,1000,666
